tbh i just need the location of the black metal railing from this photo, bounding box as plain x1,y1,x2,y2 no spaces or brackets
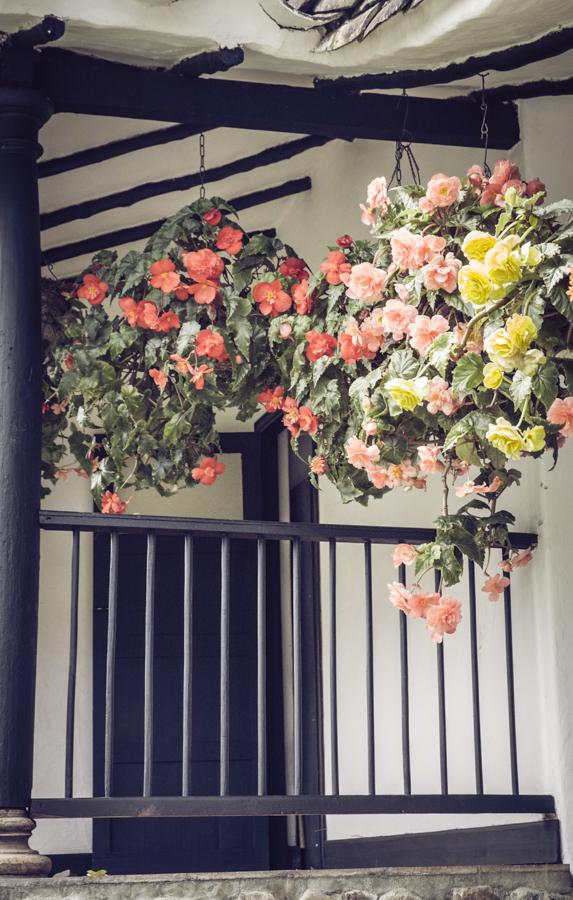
31,510,554,820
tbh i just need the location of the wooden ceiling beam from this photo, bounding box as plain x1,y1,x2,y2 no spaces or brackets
34,49,519,149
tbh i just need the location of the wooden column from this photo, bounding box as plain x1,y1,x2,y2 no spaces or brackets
0,86,52,876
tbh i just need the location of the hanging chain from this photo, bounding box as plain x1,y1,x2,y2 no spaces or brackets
199,131,207,199
389,90,421,188
42,252,59,281
479,73,491,178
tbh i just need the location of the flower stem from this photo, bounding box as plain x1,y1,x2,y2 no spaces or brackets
453,295,513,358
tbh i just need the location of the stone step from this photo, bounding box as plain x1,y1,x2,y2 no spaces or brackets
0,865,570,900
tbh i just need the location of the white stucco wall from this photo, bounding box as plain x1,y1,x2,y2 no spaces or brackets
32,105,573,861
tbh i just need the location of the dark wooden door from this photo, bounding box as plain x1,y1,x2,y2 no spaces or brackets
93,430,282,874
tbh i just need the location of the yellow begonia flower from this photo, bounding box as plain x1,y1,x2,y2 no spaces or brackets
484,240,522,286
462,230,497,263
486,418,526,459
458,261,493,307
484,328,520,372
386,376,428,411
505,314,537,353
520,243,542,268
519,348,546,376
524,425,546,453
483,362,504,390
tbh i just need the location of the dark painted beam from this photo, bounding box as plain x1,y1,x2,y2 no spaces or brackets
9,15,65,49
42,177,311,264
30,793,555,818
41,135,332,230
314,26,573,92
39,124,211,179
34,48,519,148
470,76,573,104
170,47,244,77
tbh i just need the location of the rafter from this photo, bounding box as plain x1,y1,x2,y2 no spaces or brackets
34,48,519,149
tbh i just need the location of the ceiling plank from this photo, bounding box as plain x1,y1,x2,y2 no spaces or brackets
39,124,211,179
42,176,311,265
35,49,519,149
470,76,573,104
41,135,332,230
313,26,573,92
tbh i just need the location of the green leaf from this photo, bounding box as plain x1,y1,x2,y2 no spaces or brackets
427,332,456,377
444,410,492,451
388,349,419,379
532,360,559,408
509,371,532,410
451,353,484,399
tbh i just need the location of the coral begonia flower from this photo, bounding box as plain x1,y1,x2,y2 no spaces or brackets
258,386,284,412
320,250,351,286
279,256,308,279
216,226,244,256
195,329,229,362
203,208,222,226
119,297,140,326
189,364,213,389
253,279,292,317
292,280,314,315
101,490,130,514
482,574,510,602
281,397,301,437
170,353,193,375
136,301,161,330
153,311,181,333
188,280,219,305
298,405,318,435
310,456,328,475
149,368,168,391
305,330,337,363
183,248,224,283
77,273,108,305
191,457,225,486
426,596,462,642
149,258,181,293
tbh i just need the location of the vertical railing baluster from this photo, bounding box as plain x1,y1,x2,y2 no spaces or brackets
292,537,303,795
143,532,156,798
257,537,267,796
220,535,231,796
104,531,119,798
468,560,484,794
182,535,193,797
364,540,375,795
398,562,411,795
435,570,448,795
64,529,80,798
503,551,519,795
329,539,340,796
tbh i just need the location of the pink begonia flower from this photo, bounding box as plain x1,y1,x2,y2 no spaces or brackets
392,543,417,567
408,590,440,619
381,298,418,341
426,376,457,416
455,476,503,498
367,464,392,489
417,445,443,474
390,228,422,271
359,204,376,226
388,582,412,613
426,596,463,642
345,436,380,469
279,322,293,339
360,308,386,353
408,314,450,356
341,262,387,303
423,253,462,294
482,574,510,602
526,177,546,198
419,196,435,214
452,458,470,477
548,397,573,437
493,159,521,185
453,322,484,354
467,164,484,189
394,283,412,302
425,173,462,208
500,547,533,573
364,420,378,437
366,176,390,212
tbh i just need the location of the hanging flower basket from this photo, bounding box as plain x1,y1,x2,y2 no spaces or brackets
42,159,573,640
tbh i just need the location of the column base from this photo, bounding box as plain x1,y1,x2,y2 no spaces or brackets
0,809,51,876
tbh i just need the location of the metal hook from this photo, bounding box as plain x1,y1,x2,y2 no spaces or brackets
389,89,421,188
479,73,491,178
199,132,207,200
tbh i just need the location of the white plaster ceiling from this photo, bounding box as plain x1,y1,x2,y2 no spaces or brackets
1,0,573,87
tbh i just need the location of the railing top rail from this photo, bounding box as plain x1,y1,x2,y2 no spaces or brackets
39,510,537,549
